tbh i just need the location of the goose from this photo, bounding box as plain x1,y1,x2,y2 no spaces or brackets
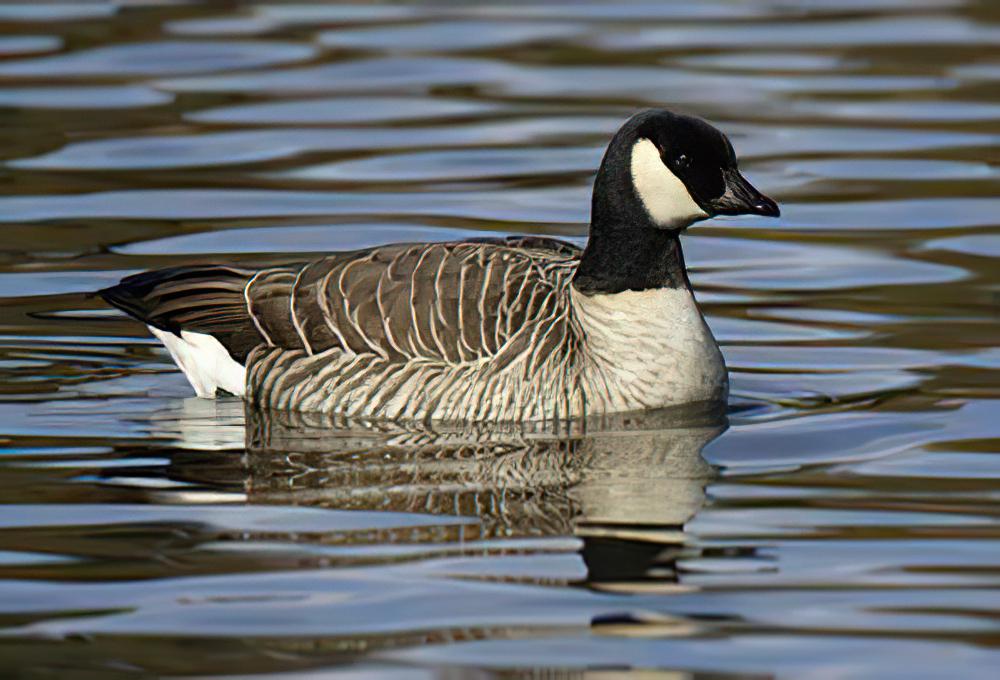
100,108,779,422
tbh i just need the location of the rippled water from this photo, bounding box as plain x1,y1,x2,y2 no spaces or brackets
0,1,997,677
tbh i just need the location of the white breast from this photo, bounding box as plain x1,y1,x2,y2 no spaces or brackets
570,285,727,411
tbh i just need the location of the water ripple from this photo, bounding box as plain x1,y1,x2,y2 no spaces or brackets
0,40,318,77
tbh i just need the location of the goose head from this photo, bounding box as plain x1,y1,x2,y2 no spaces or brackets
574,109,779,294
591,108,779,231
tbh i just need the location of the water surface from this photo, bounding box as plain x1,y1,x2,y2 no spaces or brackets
0,1,997,678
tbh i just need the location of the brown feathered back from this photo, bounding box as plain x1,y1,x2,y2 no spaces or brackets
99,237,581,368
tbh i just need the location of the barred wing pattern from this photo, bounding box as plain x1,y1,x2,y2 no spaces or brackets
243,239,588,421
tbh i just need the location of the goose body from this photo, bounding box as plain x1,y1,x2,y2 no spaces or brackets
101,109,778,422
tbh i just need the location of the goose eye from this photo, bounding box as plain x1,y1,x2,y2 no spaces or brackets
675,154,691,169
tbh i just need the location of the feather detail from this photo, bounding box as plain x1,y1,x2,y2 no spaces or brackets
100,236,725,420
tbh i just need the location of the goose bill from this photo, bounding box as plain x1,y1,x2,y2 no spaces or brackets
707,169,779,218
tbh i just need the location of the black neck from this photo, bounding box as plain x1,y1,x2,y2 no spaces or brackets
572,226,688,295
572,114,691,295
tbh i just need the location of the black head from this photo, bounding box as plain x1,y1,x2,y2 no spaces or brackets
574,109,779,295
590,108,779,231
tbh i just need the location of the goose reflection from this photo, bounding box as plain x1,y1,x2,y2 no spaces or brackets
240,402,727,590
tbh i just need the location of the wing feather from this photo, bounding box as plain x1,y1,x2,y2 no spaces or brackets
245,239,580,365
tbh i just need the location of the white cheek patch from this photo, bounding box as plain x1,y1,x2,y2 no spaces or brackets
630,138,707,228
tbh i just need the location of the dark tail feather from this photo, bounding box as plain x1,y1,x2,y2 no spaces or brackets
99,265,263,362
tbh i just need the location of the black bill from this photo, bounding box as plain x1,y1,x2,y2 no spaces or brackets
706,168,780,217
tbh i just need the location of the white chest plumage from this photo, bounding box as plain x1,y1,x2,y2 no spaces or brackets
570,285,727,411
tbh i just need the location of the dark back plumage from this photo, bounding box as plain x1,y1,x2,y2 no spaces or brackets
100,237,581,368
99,264,264,362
